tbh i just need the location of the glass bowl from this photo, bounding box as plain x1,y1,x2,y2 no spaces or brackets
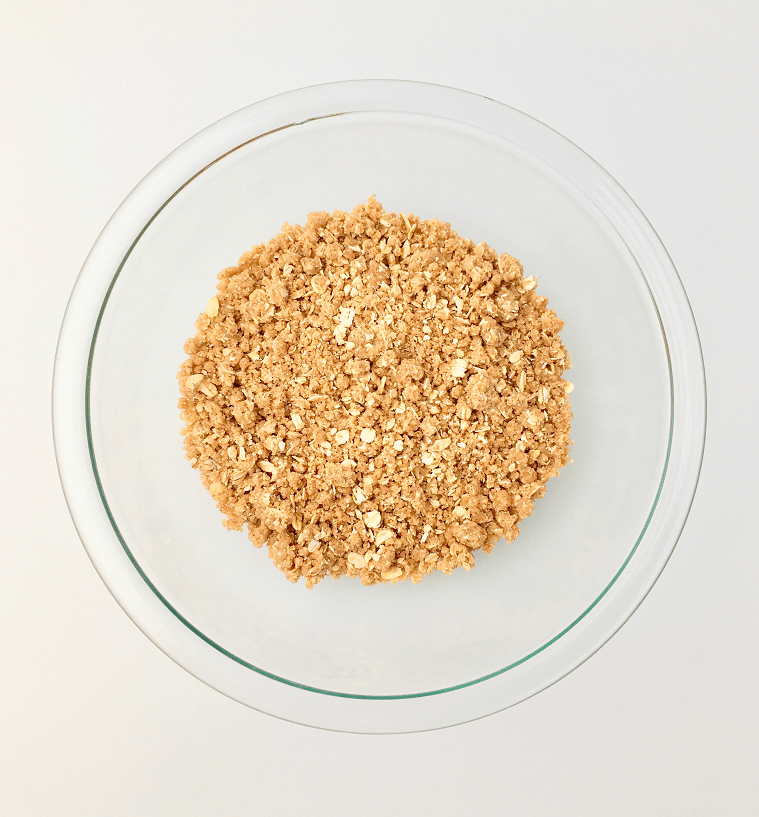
53,80,705,733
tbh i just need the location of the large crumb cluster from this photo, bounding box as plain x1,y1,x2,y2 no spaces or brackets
178,198,572,587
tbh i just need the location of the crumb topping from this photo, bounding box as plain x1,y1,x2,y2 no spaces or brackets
178,197,572,587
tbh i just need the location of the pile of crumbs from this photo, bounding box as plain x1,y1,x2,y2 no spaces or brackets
178,197,572,587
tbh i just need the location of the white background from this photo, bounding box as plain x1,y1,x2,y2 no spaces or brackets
2,1,757,814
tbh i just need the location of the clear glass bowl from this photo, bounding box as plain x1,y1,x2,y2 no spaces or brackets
53,80,705,732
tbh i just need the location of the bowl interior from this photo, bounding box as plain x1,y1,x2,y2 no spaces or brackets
88,111,671,696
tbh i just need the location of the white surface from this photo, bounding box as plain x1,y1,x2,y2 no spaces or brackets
1,0,756,813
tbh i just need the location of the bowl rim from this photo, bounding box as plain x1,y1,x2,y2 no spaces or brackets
53,79,706,731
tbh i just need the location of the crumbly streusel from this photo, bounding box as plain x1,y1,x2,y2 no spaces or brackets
178,198,572,587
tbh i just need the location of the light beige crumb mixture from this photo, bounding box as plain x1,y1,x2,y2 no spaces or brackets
178,197,572,587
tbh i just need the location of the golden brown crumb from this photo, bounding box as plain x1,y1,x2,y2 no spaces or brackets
178,198,572,587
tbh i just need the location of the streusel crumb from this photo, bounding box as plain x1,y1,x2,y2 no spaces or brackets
178,198,572,587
